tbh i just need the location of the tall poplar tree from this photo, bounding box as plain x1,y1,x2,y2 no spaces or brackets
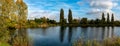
107,13,110,24
101,13,105,24
111,13,114,24
68,9,73,24
60,8,64,24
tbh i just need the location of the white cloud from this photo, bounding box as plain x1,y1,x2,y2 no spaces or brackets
25,1,59,20
90,1,117,9
77,0,118,17
27,9,59,20
26,1,73,21
86,8,101,14
77,0,119,19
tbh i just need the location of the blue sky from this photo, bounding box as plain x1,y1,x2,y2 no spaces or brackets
23,0,120,21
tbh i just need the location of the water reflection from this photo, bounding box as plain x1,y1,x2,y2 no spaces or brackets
68,27,73,42
81,27,88,41
104,27,114,39
101,27,105,40
107,27,110,38
41,28,47,36
60,26,66,42
59,27,73,43
79,27,115,41
111,27,114,37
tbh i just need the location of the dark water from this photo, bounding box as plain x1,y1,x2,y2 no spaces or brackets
12,26,120,46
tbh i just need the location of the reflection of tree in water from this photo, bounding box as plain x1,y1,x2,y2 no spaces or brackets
107,27,110,38
41,28,47,36
101,27,105,40
80,27,88,41
59,26,66,43
106,27,114,38
111,27,114,37
59,26,73,43
101,27,114,40
68,27,73,42
9,29,30,46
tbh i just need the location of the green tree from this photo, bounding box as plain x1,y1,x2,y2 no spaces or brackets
16,0,28,27
101,13,105,24
95,19,101,25
35,18,42,24
0,0,18,28
68,9,73,24
60,8,65,25
41,17,47,23
80,18,88,24
63,19,67,24
48,20,56,24
72,19,80,24
80,18,88,26
107,13,110,24
89,19,94,24
111,13,114,23
111,13,114,26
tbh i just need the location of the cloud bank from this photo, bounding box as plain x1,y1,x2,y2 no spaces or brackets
86,0,118,15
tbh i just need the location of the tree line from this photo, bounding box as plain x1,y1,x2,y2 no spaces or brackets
30,8,120,27
59,8,120,27
27,17,57,28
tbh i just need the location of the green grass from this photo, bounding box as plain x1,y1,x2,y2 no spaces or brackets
0,42,10,46
73,37,120,46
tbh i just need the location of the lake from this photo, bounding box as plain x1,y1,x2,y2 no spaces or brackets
12,26,120,46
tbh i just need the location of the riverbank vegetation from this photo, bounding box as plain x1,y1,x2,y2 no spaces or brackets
73,37,120,46
27,17,57,28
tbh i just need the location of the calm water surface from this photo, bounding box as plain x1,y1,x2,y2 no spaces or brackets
17,26,120,46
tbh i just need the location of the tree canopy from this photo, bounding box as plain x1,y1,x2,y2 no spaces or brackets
0,0,28,28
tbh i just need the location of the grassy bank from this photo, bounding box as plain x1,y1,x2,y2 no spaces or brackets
73,37,120,46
